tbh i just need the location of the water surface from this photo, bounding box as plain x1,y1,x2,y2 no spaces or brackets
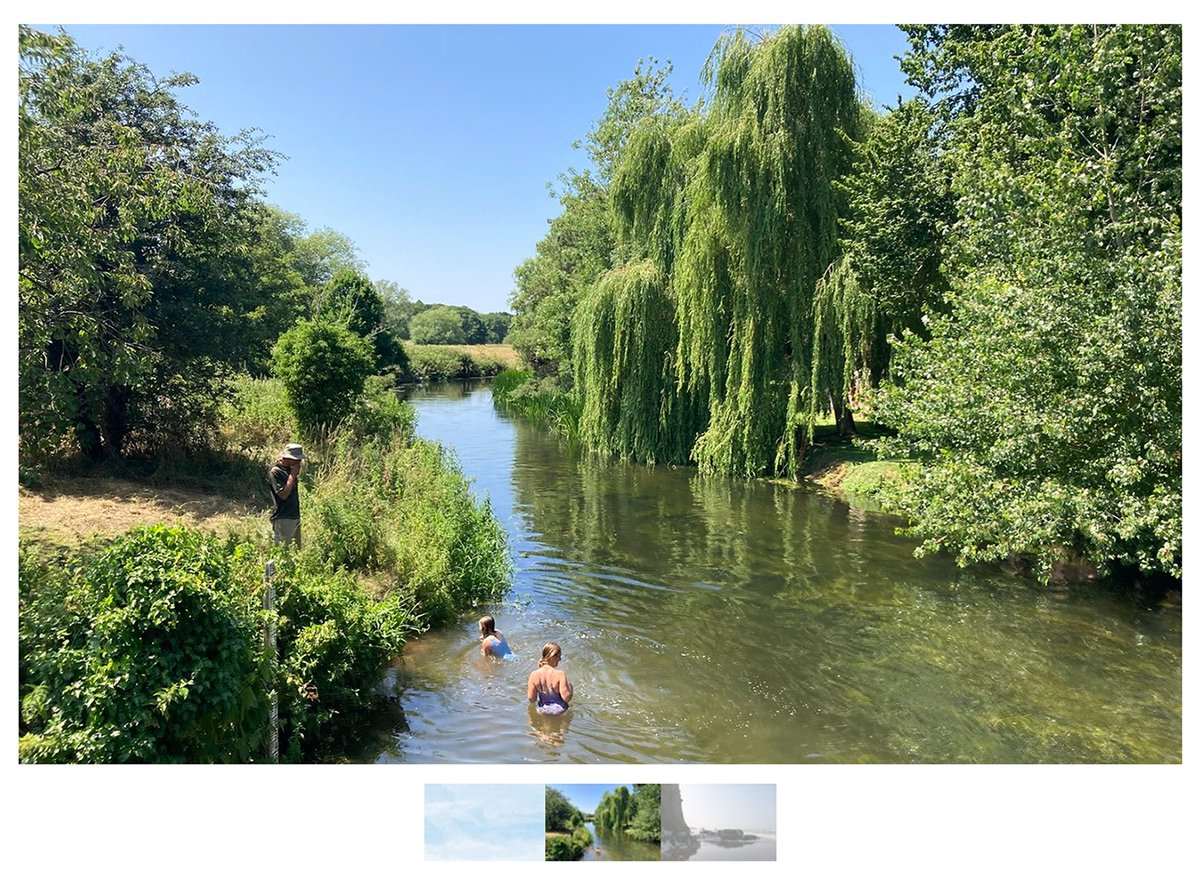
368,381,1182,764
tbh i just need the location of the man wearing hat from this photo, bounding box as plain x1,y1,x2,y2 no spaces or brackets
268,443,305,548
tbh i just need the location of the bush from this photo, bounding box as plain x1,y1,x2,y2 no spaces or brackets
271,556,418,759
545,836,582,862
219,374,297,455
19,528,271,763
272,319,375,433
18,526,423,763
302,436,511,626
343,376,416,446
405,344,477,381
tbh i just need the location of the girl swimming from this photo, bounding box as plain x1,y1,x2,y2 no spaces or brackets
479,615,513,658
527,641,572,715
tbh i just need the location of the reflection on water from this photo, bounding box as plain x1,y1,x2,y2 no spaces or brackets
683,832,777,862
368,381,1182,764
581,822,661,861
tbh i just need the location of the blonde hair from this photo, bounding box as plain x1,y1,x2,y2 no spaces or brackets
478,615,496,637
539,642,562,667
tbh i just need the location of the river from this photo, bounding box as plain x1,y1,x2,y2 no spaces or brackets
581,822,661,862
363,381,1181,764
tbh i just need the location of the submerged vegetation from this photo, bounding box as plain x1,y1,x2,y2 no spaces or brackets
504,24,1181,583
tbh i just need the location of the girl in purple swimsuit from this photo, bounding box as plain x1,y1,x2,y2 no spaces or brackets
527,641,572,715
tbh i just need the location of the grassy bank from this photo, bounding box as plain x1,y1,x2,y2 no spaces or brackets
18,374,511,763
404,342,520,381
492,369,581,439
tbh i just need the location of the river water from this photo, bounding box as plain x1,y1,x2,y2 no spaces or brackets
581,822,661,862
366,381,1181,764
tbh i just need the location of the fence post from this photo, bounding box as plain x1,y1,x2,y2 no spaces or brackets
264,559,279,762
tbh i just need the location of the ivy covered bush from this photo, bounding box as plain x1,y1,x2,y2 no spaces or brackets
18,526,419,763
19,528,271,763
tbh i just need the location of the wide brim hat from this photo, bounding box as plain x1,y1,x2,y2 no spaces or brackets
279,443,305,461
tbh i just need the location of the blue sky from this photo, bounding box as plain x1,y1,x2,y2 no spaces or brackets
552,783,637,814
424,783,544,861
35,23,917,314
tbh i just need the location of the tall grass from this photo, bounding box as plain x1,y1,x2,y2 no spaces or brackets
218,374,508,625
492,369,582,440
405,344,512,381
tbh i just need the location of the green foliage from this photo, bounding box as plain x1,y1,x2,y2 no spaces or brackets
18,525,425,763
594,784,660,843
594,785,633,833
492,371,581,439
480,311,512,344
315,269,409,375
573,261,701,463
455,307,488,345
508,60,680,379
270,554,418,759
625,784,662,842
409,306,469,344
19,26,278,462
837,99,951,333
405,344,507,381
545,786,580,832
545,836,583,862
289,225,365,289
871,24,1182,579
302,435,511,627
19,528,270,763
569,26,863,477
343,375,416,446
219,374,297,456
272,319,375,434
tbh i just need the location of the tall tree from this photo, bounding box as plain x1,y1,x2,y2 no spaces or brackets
572,26,862,476
507,59,682,381
19,26,276,460
872,25,1182,579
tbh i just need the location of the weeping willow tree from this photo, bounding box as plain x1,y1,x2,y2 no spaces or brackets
572,25,865,476
682,25,862,476
572,107,707,464
594,785,634,833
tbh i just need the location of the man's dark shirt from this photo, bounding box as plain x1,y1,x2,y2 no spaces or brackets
268,463,300,521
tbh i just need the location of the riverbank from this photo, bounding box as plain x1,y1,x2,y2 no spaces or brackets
404,342,521,381
18,375,511,763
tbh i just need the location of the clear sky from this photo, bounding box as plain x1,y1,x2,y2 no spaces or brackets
31,22,917,314
552,783,638,815
680,784,777,831
424,783,544,861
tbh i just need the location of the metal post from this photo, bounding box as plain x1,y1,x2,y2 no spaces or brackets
264,559,279,762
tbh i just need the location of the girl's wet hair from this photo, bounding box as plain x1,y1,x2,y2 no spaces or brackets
539,641,562,667
478,615,495,636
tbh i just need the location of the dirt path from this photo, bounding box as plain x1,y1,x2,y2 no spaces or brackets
19,477,264,545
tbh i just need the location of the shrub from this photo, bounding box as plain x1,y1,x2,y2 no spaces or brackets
219,374,297,455
272,319,374,434
545,836,583,862
343,376,416,446
302,435,510,626
270,555,418,758
18,528,271,763
405,344,477,381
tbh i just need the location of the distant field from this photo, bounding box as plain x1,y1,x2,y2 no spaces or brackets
403,341,521,369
